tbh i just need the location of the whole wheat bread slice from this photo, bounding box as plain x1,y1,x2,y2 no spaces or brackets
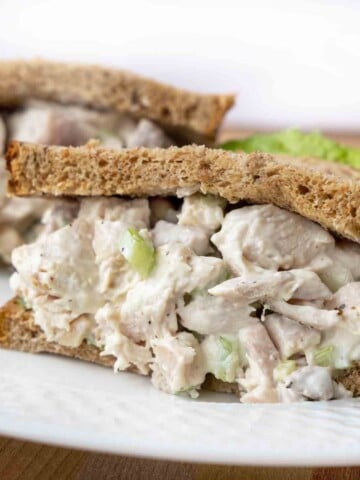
0,60,234,144
0,298,357,396
7,141,360,242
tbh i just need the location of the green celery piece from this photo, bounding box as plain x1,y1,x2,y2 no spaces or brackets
220,129,360,168
313,345,334,367
120,228,155,279
16,296,29,310
273,360,297,382
219,336,233,356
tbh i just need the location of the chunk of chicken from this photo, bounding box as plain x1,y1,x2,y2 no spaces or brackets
209,270,330,304
40,200,80,237
285,366,334,400
8,102,95,146
211,205,334,274
277,384,306,403
7,101,135,147
52,314,94,348
323,240,360,289
208,271,297,302
239,322,280,388
178,194,224,233
265,313,321,359
11,219,103,325
152,220,210,255
178,293,255,335
332,241,360,280
240,386,280,403
325,283,360,334
93,220,141,301
319,240,360,291
151,332,206,394
127,119,172,148
326,282,360,310
78,197,150,226
290,270,332,300
267,299,339,330
95,303,152,375
121,285,178,342
0,197,50,229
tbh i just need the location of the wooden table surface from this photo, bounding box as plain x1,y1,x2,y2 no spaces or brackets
2,130,360,480
1,436,360,480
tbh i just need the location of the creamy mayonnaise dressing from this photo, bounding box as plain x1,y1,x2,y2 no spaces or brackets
10,195,360,403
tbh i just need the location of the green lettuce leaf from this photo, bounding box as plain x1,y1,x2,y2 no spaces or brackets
220,129,360,168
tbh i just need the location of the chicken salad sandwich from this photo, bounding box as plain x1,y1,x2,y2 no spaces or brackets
1,141,360,403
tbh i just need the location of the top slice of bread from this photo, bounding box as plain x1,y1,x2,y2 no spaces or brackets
7,141,360,243
0,60,234,144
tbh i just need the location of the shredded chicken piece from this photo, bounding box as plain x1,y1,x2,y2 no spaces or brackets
265,313,321,359
285,366,335,401
152,220,210,255
239,322,280,387
151,332,206,394
211,205,334,274
267,299,339,330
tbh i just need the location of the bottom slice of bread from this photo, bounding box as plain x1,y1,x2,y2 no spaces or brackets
1,298,359,398
0,298,115,367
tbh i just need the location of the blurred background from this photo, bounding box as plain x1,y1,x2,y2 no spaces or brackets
1,0,360,131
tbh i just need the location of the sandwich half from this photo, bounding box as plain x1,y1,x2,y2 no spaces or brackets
2,141,360,403
0,59,234,262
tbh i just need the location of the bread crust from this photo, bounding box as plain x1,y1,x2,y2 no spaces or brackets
7,141,360,242
0,60,234,144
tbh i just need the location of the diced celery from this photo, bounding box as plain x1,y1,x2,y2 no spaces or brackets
313,345,334,367
208,335,241,383
273,360,297,382
119,228,155,278
175,386,200,398
219,336,233,357
16,296,29,310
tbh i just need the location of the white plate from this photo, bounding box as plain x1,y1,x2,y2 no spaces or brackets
1,271,360,466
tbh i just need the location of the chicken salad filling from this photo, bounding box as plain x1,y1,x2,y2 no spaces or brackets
10,194,360,403
0,101,173,262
